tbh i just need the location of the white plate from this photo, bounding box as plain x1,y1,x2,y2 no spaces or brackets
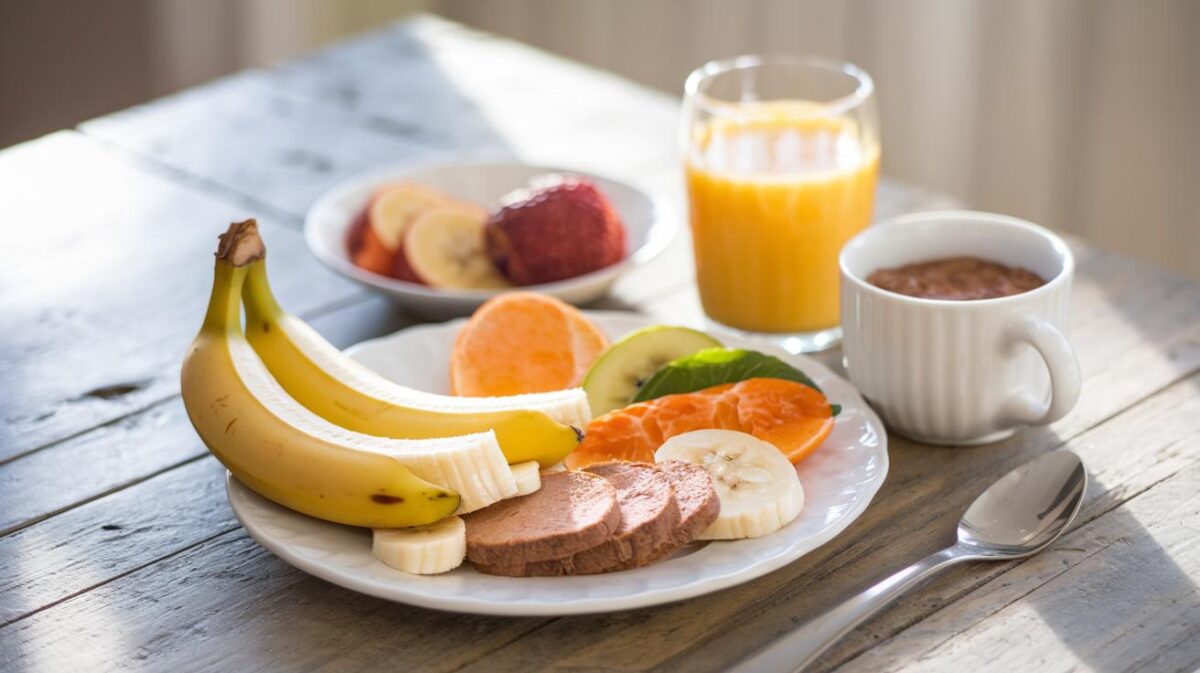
304,159,674,318
226,312,888,616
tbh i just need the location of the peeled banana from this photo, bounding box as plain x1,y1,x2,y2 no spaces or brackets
510,461,542,496
656,429,805,539
182,221,517,526
373,515,467,575
241,260,589,467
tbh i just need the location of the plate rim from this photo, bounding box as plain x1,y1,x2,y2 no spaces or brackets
226,311,889,616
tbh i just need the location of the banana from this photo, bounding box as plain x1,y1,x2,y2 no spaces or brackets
241,258,589,468
373,516,467,574
511,460,541,496
182,221,516,526
655,429,804,540
404,205,511,288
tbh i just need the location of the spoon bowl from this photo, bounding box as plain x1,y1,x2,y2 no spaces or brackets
957,449,1087,557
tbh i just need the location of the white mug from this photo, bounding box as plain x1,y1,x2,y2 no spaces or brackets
839,211,1081,445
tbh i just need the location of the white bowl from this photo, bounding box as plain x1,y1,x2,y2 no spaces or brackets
304,159,675,317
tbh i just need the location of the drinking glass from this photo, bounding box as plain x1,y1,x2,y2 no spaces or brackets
682,55,880,352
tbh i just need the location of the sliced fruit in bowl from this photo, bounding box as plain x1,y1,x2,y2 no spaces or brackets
305,160,671,318
403,204,511,289
370,182,445,251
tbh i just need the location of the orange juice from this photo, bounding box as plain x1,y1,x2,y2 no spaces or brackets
686,104,879,333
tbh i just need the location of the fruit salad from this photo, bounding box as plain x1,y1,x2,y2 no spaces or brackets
347,175,628,289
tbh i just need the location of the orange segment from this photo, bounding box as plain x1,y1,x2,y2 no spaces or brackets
566,378,833,468
450,292,608,396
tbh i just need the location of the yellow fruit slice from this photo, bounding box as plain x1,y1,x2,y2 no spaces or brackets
369,183,446,251
404,204,511,289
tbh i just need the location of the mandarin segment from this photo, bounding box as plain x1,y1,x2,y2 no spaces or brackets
566,378,833,468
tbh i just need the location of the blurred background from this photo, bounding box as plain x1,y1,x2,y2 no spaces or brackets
2,0,1196,279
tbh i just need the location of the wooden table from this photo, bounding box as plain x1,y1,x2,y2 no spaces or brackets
2,16,1198,673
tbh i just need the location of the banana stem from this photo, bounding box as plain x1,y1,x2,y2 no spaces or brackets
203,220,265,333
202,262,247,333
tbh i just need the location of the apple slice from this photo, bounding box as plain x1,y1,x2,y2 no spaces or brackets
404,204,512,289
369,183,446,251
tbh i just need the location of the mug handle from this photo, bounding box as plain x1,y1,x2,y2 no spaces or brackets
1003,314,1082,426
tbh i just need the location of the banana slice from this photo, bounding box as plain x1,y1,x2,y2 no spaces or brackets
404,205,511,289
369,183,445,251
655,429,804,540
373,516,466,575
511,461,542,496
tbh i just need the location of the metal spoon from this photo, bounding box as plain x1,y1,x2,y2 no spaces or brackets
732,449,1087,673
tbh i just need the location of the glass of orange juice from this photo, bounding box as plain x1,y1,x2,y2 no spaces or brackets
682,56,880,352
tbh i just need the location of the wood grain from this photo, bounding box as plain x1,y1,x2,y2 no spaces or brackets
0,532,543,673
0,132,364,462
79,17,681,229
265,17,682,182
0,457,234,626
81,72,438,222
844,456,1200,673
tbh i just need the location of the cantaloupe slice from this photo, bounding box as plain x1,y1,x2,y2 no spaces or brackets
450,293,609,396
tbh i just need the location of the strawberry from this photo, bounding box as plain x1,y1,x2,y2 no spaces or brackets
485,176,627,285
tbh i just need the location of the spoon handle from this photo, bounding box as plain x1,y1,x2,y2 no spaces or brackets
731,547,964,673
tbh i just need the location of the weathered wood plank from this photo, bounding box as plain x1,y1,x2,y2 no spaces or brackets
0,531,544,673
264,16,682,182
0,457,234,626
841,455,1200,673
77,17,679,227
0,132,366,461
81,72,438,221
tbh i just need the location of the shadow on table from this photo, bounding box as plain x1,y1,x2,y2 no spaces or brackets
1020,468,1200,673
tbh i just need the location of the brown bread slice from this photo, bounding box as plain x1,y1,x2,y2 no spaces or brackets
463,470,620,566
609,460,721,570
475,462,681,577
